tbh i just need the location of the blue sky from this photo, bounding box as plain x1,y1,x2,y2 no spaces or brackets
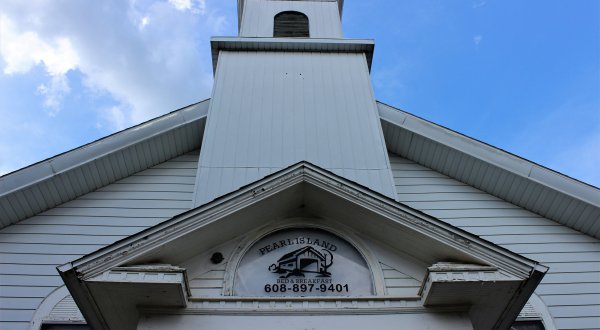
0,0,598,187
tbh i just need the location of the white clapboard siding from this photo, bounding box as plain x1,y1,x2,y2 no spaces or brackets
380,263,421,297
389,153,600,329
0,151,199,330
195,50,396,205
189,266,227,297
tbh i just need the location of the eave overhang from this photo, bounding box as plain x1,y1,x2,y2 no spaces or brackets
58,264,189,330
0,100,210,230
378,101,600,238
58,161,546,330
210,37,375,74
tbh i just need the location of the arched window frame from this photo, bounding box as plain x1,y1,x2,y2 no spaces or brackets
222,219,387,296
273,11,310,38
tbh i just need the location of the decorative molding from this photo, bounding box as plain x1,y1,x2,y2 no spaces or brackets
65,162,544,283
528,294,558,330
88,264,190,299
302,166,541,277
29,286,77,330
211,37,374,74
139,299,468,317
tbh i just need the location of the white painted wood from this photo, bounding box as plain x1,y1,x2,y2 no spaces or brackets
380,263,421,296
183,227,424,299
0,102,208,230
389,152,600,329
138,313,474,330
0,152,199,330
195,51,395,205
28,286,82,330
189,265,227,297
240,0,343,38
380,106,600,241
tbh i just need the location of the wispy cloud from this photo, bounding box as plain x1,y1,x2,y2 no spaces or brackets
37,75,71,115
0,15,79,112
97,106,129,132
0,16,79,76
473,34,483,47
168,0,206,14
0,0,232,126
472,1,487,9
138,16,151,30
0,0,235,174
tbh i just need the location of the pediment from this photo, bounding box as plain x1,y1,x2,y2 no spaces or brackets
59,162,547,330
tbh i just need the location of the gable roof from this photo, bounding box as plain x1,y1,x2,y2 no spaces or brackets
58,161,547,330
0,98,597,239
0,99,209,230
378,101,600,239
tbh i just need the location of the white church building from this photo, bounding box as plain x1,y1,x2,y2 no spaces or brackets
1,0,599,329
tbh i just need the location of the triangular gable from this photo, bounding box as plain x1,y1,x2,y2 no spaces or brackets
378,101,600,238
58,161,547,330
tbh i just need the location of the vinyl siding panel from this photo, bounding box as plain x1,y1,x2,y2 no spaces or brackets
196,51,395,205
189,265,228,297
0,101,207,230
380,263,421,297
389,152,600,329
0,151,199,328
380,110,600,241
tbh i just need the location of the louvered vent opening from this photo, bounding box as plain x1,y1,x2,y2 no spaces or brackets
274,11,309,38
510,321,545,330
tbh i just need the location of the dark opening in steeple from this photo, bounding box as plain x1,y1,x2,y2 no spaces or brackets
274,11,309,38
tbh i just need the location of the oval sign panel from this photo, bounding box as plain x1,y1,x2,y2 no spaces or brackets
234,228,373,297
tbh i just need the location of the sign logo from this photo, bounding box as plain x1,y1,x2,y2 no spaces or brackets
233,228,373,297
269,246,333,278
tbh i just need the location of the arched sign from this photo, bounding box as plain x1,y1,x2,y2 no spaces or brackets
234,228,373,297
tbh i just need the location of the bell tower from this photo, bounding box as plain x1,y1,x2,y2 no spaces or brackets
238,0,344,38
193,0,396,206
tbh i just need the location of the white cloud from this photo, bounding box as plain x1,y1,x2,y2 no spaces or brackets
0,16,79,76
473,35,483,46
139,16,151,29
168,0,206,14
98,106,129,131
37,75,71,115
0,15,79,112
0,0,233,126
0,0,236,174
169,0,192,11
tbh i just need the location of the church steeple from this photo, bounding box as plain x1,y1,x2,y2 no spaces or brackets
237,0,344,38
